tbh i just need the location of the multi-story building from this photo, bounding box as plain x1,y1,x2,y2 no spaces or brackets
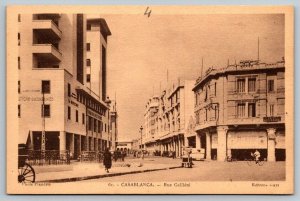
131,138,141,151
143,96,160,152
193,59,285,161
143,79,195,157
18,14,113,159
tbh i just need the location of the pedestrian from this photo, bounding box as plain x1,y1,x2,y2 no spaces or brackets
253,149,261,164
103,148,112,173
172,151,176,159
141,151,144,160
113,151,118,162
121,150,125,161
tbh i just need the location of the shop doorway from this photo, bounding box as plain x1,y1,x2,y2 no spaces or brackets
275,149,285,161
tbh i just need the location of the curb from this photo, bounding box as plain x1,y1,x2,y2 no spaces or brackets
36,166,182,183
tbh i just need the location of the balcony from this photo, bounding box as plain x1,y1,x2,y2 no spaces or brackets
33,20,62,41
32,44,62,62
226,115,284,125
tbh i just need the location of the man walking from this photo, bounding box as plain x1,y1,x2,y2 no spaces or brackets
103,148,112,173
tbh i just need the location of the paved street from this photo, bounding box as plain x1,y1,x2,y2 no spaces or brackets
35,157,181,182
79,159,285,182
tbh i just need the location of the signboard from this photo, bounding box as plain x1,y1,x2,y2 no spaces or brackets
87,109,102,120
263,116,281,122
19,96,54,101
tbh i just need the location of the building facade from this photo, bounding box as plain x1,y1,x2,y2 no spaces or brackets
18,14,113,159
116,141,133,153
143,79,195,157
193,59,285,161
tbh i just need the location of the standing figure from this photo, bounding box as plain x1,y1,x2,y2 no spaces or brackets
121,150,125,161
103,148,112,173
253,149,261,164
113,151,118,162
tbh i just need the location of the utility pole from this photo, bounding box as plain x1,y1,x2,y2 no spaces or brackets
41,91,46,161
140,126,143,149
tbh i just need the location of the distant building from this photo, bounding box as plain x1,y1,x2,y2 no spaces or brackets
131,138,141,151
193,59,285,161
116,141,133,153
18,14,112,159
143,79,195,157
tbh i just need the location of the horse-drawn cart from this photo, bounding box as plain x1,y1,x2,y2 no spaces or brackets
18,144,35,183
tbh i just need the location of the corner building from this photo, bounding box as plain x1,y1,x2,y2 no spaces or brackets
193,59,285,161
18,14,113,159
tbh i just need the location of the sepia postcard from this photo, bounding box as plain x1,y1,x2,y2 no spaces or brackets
6,5,294,194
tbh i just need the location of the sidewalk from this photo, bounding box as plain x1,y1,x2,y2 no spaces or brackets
35,157,182,183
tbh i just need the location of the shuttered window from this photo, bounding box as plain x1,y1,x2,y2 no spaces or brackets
237,103,246,117
237,78,245,93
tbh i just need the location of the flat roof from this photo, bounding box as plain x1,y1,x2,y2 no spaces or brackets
87,18,112,36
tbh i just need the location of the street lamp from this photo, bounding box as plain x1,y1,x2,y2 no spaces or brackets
139,126,143,150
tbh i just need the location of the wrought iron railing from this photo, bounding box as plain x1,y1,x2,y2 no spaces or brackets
79,151,104,162
27,150,70,166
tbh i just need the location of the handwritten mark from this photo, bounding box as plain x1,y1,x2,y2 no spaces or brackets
144,7,151,17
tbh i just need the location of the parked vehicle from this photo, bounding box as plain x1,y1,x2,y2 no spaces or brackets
18,144,35,183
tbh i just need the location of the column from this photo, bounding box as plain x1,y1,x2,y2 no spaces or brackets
59,131,66,152
217,126,228,161
227,149,232,159
178,138,181,157
172,140,175,151
184,137,189,147
196,133,201,149
79,135,81,154
206,132,211,160
70,133,74,158
176,140,179,157
267,128,276,162
95,138,98,151
86,137,89,151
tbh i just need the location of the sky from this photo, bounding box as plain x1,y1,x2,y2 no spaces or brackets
101,14,284,141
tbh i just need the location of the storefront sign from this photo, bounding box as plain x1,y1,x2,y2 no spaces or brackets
263,116,281,122
19,96,54,101
87,109,102,120
68,99,78,107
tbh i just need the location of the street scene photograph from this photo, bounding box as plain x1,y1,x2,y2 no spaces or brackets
6,5,294,194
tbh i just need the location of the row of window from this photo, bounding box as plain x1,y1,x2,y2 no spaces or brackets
19,82,104,116
237,103,275,117
195,78,276,106
18,104,107,133
195,82,217,105
69,83,106,116
18,80,50,94
236,78,275,93
236,78,256,93
194,103,276,124
18,104,51,118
